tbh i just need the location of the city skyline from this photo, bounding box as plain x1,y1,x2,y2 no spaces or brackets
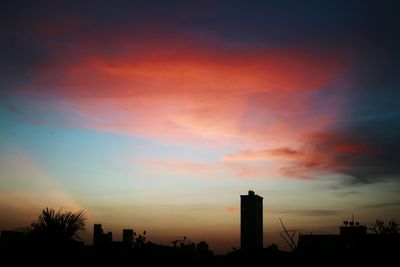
1,0,400,253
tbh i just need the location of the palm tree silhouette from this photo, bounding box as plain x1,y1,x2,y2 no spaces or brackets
29,207,87,245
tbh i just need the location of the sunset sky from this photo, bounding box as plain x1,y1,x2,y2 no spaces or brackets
1,0,399,253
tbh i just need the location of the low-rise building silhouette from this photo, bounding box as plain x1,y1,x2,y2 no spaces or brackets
0,231,25,249
297,221,400,266
93,224,113,246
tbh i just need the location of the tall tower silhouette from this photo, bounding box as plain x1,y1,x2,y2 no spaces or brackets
241,190,263,250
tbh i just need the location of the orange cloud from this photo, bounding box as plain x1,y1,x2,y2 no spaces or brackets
224,207,239,212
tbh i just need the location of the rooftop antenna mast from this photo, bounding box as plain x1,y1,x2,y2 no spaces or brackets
343,214,360,226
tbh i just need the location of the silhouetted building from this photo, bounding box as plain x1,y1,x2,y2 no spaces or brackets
298,224,369,253
104,231,113,243
196,241,209,252
0,231,25,249
297,222,400,266
123,229,134,247
340,224,367,250
93,224,113,246
241,190,263,250
93,224,103,246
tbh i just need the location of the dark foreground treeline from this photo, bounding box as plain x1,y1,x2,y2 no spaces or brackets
1,237,399,267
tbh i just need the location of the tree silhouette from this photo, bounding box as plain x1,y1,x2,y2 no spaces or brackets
29,207,87,245
133,230,147,248
369,219,399,234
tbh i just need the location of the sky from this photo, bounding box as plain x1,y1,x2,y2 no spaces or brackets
1,0,400,253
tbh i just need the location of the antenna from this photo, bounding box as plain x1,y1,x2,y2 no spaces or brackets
344,215,360,227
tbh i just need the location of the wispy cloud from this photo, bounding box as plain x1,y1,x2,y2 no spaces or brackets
128,157,212,175
361,201,400,209
223,147,304,161
271,209,342,216
223,127,400,184
224,207,239,212
334,191,359,197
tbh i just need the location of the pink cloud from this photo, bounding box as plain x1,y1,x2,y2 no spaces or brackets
128,157,212,175
9,28,356,179
224,147,304,161
21,42,347,146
